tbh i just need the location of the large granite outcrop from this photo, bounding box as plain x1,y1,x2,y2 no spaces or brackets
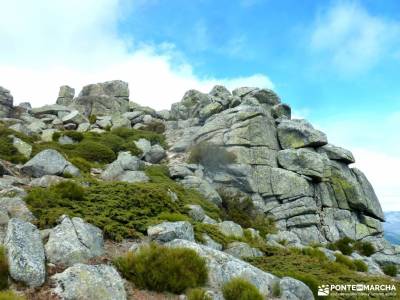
0,86,13,118
71,80,130,116
166,85,386,246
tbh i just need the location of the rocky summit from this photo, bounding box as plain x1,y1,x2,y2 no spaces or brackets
0,80,399,300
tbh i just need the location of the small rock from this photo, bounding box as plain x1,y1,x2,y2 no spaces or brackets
52,264,127,300
45,215,104,266
147,221,195,243
217,221,244,238
5,218,46,287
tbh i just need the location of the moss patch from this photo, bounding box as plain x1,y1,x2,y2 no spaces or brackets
0,246,8,290
0,124,36,163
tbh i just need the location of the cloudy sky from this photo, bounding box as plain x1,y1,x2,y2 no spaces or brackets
0,0,399,211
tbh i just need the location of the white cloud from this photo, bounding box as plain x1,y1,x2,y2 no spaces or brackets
0,0,273,110
316,112,400,212
310,1,400,74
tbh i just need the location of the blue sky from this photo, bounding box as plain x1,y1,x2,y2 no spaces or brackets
0,0,399,210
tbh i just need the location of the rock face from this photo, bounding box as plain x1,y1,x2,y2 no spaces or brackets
56,85,75,106
52,264,127,300
5,218,46,287
166,85,385,246
45,215,104,266
166,239,313,299
21,149,80,178
72,80,130,116
0,86,13,117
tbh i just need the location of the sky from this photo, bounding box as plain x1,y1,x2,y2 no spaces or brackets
0,0,399,211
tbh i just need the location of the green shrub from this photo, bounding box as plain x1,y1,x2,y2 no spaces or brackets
222,278,263,300
219,192,275,237
25,175,218,241
301,247,327,262
353,240,376,257
0,290,25,300
0,136,26,163
382,264,398,277
187,288,211,300
353,259,368,272
194,223,233,248
156,212,190,222
114,243,207,293
188,142,236,170
0,246,8,290
69,157,93,173
53,131,84,142
328,237,354,255
89,114,97,124
73,140,116,163
335,254,356,270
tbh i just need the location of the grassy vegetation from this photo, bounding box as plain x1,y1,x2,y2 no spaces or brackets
186,288,211,300
0,247,8,291
247,246,400,300
334,254,368,272
0,123,37,163
222,278,263,300
327,237,376,257
53,131,84,142
188,142,236,170
114,243,207,293
25,166,220,241
219,191,276,237
0,290,25,300
382,264,398,277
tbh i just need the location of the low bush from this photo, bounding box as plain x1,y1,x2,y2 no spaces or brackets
186,288,211,300
53,131,84,142
188,142,236,170
382,264,398,277
114,243,207,293
0,246,8,290
73,140,116,163
222,278,263,300
194,223,234,248
327,237,354,255
353,259,368,272
220,192,275,237
69,157,94,173
334,254,356,270
89,114,97,124
353,240,376,257
0,136,26,163
25,170,219,241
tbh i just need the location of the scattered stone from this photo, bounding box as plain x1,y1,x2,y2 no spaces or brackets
45,215,104,266
147,221,195,243
5,218,46,287
224,242,264,258
21,149,80,178
217,221,244,238
52,264,127,300
144,144,166,163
